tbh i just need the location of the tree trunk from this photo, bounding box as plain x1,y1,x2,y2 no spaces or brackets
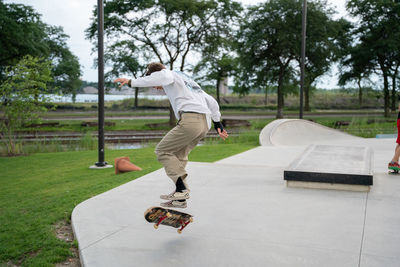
216,77,221,104
379,59,390,117
276,81,283,119
357,79,362,107
276,69,285,118
134,87,139,108
383,72,390,117
264,87,268,106
7,127,14,155
304,85,310,112
168,64,176,126
391,73,397,111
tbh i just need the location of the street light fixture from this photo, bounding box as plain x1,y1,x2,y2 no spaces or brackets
300,0,307,119
90,0,112,169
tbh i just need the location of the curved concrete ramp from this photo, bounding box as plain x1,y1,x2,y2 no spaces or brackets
259,119,360,146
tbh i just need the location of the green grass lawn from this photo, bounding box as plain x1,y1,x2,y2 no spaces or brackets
0,143,256,266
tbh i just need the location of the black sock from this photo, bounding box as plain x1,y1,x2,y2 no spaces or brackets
176,177,187,202
175,177,186,192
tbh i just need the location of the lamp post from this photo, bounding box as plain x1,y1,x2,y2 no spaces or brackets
91,0,111,169
300,0,307,119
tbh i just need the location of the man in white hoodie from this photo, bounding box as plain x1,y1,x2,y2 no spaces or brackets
114,62,228,208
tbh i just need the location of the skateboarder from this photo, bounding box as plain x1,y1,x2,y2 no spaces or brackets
388,95,400,172
114,62,229,208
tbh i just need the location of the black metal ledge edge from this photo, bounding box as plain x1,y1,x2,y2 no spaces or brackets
284,170,373,186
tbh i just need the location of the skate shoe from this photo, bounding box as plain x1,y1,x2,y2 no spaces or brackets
388,161,400,171
160,190,190,200
160,200,187,209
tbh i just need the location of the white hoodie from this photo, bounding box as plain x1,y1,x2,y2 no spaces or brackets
130,69,221,129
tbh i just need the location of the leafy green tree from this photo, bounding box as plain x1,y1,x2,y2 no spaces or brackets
86,0,240,125
45,25,82,100
0,1,81,97
0,1,47,77
347,0,400,117
193,0,242,104
194,54,238,104
236,0,346,116
338,42,374,106
298,11,351,111
236,0,304,118
0,56,53,155
104,41,147,108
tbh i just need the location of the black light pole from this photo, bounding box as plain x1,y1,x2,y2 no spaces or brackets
300,0,307,119
95,0,107,167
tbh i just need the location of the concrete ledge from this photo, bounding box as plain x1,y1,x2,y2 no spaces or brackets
284,170,373,186
287,181,371,192
284,144,373,191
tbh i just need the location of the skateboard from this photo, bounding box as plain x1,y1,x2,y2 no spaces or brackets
144,207,193,234
388,168,399,174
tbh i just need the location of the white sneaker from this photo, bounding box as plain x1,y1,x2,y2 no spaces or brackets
160,200,187,209
160,190,190,200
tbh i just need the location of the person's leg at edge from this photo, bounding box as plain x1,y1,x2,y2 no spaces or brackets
389,103,400,170
391,144,400,163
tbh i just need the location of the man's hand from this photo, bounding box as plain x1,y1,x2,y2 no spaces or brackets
213,121,228,140
113,78,129,88
218,128,229,140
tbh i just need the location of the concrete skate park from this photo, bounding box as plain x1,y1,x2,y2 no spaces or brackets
72,119,400,267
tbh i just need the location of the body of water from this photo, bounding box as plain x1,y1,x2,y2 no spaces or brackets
49,94,168,103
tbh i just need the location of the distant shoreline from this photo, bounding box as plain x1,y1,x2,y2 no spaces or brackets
48,93,168,103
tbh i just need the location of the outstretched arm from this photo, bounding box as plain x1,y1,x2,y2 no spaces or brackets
113,69,174,88
113,78,130,88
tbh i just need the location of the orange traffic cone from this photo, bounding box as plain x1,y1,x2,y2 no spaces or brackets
114,156,142,174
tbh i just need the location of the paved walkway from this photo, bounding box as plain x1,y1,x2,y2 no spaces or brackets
72,119,400,267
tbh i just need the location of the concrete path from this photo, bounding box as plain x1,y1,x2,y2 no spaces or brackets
72,119,400,267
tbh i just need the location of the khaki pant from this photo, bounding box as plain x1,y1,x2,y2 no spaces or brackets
155,112,209,189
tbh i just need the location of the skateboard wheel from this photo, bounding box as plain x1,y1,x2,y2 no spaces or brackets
166,212,172,217
189,217,193,223
177,229,182,234
154,224,158,229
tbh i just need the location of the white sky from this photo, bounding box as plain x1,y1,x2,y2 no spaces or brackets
5,0,351,89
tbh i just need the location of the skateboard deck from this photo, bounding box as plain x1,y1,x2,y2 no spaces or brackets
388,168,399,174
144,206,193,234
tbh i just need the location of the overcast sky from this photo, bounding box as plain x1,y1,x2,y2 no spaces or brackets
5,0,351,89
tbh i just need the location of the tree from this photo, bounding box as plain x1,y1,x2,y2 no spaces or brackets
236,0,303,118
236,0,347,115
0,2,81,97
194,54,238,104
298,10,352,111
193,0,242,104
86,0,240,125
338,42,374,106
0,1,47,77
104,41,147,108
45,25,82,100
0,56,53,155
347,0,400,117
